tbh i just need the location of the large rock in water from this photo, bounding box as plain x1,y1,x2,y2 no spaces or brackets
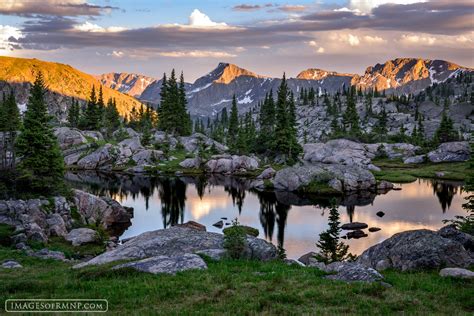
427,141,470,163
273,163,376,192
357,228,473,271
73,226,277,269
205,155,259,174
73,190,133,236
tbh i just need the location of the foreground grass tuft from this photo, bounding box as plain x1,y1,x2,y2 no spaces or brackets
0,247,472,314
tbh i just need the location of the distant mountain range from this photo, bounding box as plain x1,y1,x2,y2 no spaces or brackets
0,56,471,120
99,58,471,117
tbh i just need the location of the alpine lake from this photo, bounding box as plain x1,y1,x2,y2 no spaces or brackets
66,171,468,259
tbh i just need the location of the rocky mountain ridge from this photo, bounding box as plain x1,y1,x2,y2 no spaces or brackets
102,58,472,117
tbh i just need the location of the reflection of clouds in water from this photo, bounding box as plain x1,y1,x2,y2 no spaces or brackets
71,173,468,259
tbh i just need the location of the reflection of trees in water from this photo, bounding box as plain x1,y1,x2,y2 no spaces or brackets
346,205,355,222
159,177,187,228
431,180,459,213
257,191,290,251
225,186,246,214
195,176,208,200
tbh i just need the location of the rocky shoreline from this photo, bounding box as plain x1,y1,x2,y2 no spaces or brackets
55,127,471,195
1,187,472,281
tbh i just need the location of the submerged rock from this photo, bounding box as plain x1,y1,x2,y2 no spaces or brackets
212,220,224,228
113,253,207,275
368,227,381,233
347,230,368,239
341,222,368,230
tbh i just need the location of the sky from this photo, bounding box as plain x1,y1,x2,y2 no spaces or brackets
0,0,473,82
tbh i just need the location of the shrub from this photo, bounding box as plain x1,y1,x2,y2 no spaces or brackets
223,225,259,237
223,218,247,259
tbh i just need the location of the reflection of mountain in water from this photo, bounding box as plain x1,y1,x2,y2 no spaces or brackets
431,180,460,213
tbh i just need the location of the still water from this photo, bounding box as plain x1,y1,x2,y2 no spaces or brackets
66,171,468,259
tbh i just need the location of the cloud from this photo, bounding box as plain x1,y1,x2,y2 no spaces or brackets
0,0,118,17
107,50,124,58
0,25,23,51
279,5,306,12
157,50,237,58
363,35,386,44
349,0,427,13
233,4,262,11
308,40,325,53
399,34,436,45
74,22,127,33
188,9,229,28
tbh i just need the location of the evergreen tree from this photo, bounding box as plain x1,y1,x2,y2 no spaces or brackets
67,98,81,128
314,201,352,264
97,85,105,127
342,91,360,135
81,85,100,130
273,74,301,163
157,70,191,136
0,92,21,169
435,110,458,143
104,98,121,137
228,95,239,152
15,72,65,194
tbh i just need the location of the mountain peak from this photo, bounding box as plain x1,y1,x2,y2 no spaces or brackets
296,68,355,80
213,62,264,84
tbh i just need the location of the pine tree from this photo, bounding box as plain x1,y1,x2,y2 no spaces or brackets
97,85,105,127
81,85,100,130
104,98,121,137
273,74,301,163
15,72,65,194
0,92,21,169
228,95,239,152
314,201,351,264
157,70,191,136
342,91,360,135
67,98,80,128
435,110,457,143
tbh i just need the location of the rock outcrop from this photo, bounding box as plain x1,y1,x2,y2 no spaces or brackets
205,155,259,174
74,226,277,269
357,227,473,271
65,228,99,246
0,190,133,245
113,253,208,275
427,142,471,163
273,163,376,193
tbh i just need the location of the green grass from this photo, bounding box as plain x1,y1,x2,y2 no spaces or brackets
27,237,106,260
298,180,342,195
145,150,204,175
0,247,472,314
372,160,469,183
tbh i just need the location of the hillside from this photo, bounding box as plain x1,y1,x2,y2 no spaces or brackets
0,56,145,119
